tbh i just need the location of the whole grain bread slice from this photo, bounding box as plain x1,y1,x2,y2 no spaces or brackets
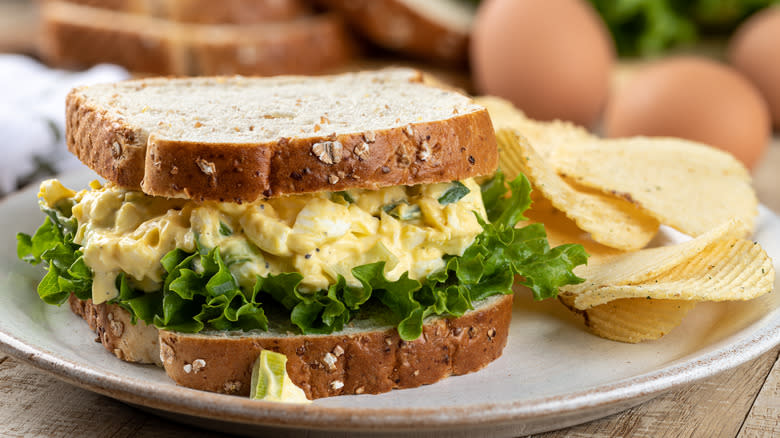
66,68,498,202
56,0,310,24
39,1,352,76
69,293,512,399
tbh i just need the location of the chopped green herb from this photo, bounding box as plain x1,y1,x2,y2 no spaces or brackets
438,181,470,205
219,221,233,236
386,203,421,221
332,191,355,204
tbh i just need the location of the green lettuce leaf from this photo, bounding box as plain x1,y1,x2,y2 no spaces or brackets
17,203,91,305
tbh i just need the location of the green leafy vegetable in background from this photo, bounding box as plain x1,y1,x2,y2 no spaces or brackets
589,0,779,56
17,172,588,340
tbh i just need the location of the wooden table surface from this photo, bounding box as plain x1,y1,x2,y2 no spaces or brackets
2,1,780,436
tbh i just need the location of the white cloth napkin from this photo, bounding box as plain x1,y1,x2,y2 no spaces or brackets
0,55,129,195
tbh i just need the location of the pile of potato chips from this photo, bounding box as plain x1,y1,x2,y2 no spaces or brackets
476,96,776,343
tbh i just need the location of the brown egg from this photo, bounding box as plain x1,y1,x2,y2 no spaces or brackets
470,0,614,128
604,57,770,169
729,7,780,129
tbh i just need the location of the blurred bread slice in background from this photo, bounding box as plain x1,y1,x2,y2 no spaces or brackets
54,0,310,24
315,0,473,64
38,0,354,76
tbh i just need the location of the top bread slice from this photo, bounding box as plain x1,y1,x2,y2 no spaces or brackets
66,68,498,202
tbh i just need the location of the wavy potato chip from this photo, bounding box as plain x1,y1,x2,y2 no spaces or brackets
560,294,697,343
564,219,748,295
475,96,592,160
549,137,758,236
556,219,772,341
496,129,659,251
572,237,774,309
522,195,622,263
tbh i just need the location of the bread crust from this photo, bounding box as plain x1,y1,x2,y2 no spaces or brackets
56,0,310,23
66,81,498,202
39,1,353,76
66,91,149,188
68,295,161,365
317,0,469,64
188,14,354,77
159,294,513,399
39,4,177,74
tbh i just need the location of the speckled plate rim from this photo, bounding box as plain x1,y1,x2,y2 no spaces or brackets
1,179,778,434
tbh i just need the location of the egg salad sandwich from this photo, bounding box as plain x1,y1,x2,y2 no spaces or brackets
17,69,587,399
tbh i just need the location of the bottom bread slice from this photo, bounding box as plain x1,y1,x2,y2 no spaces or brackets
69,294,513,399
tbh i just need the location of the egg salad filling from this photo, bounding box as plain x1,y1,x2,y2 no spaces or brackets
19,171,588,340
42,178,486,304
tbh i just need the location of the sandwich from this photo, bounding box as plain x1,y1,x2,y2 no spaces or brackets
17,69,587,399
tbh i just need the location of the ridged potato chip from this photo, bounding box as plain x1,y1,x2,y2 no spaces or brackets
521,195,622,263
565,219,748,295
549,137,757,236
557,218,774,342
496,129,659,251
572,237,774,309
476,96,592,160
559,294,697,343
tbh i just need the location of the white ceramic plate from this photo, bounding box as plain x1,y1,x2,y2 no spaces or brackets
1,170,779,437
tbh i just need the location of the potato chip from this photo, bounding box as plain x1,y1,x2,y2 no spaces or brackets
572,237,774,309
496,129,660,251
564,219,747,293
549,137,757,236
475,96,592,160
559,294,697,343
521,195,622,263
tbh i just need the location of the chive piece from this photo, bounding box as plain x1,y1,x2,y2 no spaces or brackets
438,181,470,205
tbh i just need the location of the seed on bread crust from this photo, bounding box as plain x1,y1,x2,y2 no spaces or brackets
312,140,343,164
110,320,124,337
111,141,122,159
192,358,206,372
223,380,243,394
195,157,216,175
160,341,175,365
354,142,370,160
418,140,431,161
322,352,338,370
